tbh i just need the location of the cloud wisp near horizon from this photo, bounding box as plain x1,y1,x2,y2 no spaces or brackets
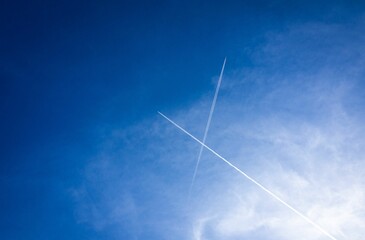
72,18,365,240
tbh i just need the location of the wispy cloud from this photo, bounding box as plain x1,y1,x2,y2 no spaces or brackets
72,17,365,240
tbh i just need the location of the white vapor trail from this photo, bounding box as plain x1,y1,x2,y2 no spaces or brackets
189,58,226,199
158,111,340,240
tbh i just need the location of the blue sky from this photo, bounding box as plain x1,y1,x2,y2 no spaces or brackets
1,1,365,239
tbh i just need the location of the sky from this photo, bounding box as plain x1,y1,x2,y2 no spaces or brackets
1,1,365,239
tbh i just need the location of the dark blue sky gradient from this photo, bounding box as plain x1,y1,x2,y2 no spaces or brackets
1,1,365,239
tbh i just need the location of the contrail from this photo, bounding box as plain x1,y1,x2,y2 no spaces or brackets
189,58,226,199
158,111,339,240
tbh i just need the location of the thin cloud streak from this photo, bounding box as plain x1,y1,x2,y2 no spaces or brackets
158,111,339,240
188,58,226,200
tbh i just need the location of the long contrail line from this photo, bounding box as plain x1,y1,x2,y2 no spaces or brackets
189,58,226,199
158,111,339,240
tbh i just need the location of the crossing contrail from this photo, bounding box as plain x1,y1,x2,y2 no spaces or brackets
158,111,339,240
189,58,226,199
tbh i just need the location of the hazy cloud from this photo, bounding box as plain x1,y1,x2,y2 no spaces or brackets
72,18,365,240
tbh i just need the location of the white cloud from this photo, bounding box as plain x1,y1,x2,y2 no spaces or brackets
72,18,365,240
